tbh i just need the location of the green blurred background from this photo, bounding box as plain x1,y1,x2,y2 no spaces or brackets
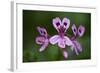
23,10,91,62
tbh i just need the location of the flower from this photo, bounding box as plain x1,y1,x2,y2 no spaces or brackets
71,24,85,55
50,17,73,48
36,27,49,52
49,17,73,59
35,18,85,59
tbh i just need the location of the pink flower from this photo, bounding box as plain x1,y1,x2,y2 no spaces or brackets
49,17,73,59
50,17,73,48
71,24,85,55
36,27,49,52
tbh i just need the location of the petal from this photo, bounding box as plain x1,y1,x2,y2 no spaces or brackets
39,43,48,52
63,51,68,59
39,45,46,52
37,27,47,36
72,24,77,36
36,36,45,45
58,38,65,48
73,40,82,52
49,35,59,45
71,46,79,55
70,46,74,51
71,40,82,55
37,27,43,35
64,36,73,46
52,17,61,31
78,25,85,37
62,17,70,32
39,39,49,52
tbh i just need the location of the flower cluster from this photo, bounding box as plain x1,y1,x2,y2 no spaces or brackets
36,17,85,59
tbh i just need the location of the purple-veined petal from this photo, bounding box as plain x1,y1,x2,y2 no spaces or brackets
39,39,49,52
78,25,85,37
64,36,73,46
72,24,77,36
49,35,59,45
62,17,70,32
58,38,66,48
36,36,45,45
63,51,68,59
37,27,47,36
52,17,61,32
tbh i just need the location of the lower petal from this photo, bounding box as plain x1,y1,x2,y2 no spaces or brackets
71,46,79,55
39,40,49,52
64,36,73,46
74,41,82,52
58,38,65,48
71,40,82,55
49,35,59,44
63,51,68,59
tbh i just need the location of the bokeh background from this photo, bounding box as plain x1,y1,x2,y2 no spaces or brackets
23,10,91,62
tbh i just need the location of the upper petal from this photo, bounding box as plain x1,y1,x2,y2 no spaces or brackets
64,36,73,46
37,27,47,36
62,17,70,32
52,17,61,32
58,38,66,48
78,25,85,37
72,24,77,36
49,35,59,45
36,36,45,45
